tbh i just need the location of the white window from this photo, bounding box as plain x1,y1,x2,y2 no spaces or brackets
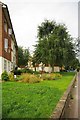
4,60,7,71
4,38,8,52
4,22,7,33
13,56,16,63
13,46,16,55
8,28,12,35
8,61,10,72
11,62,13,70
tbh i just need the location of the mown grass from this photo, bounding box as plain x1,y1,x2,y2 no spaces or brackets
2,72,75,118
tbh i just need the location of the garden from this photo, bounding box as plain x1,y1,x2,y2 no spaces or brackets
2,70,76,118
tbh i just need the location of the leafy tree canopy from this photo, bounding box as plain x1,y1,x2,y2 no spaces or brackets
18,46,30,67
33,19,78,70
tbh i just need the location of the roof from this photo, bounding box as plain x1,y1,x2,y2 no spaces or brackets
0,1,18,49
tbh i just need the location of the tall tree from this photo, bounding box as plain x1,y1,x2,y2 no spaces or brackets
18,46,30,67
33,20,76,71
75,37,80,60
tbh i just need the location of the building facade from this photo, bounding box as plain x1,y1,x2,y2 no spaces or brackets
78,2,80,62
0,2,18,78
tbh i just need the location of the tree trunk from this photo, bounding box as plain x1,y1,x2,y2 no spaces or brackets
35,66,36,71
61,66,63,71
52,64,54,72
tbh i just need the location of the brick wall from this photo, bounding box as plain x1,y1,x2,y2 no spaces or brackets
0,4,18,67
2,9,11,61
0,5,2,56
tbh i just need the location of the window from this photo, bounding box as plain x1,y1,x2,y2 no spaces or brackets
8,61,10,72
4,22,7,33
4,38,8,52
8,28,12,35
13,56,16,62
11,62,13,70
13,46,16,55
4,60,7,71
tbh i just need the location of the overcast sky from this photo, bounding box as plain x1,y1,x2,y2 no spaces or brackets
1,0,79,53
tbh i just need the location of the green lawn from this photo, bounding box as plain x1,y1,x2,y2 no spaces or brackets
2,72,75,118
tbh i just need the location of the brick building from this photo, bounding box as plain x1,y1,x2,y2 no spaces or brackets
78,2,80,62
0,2,18,78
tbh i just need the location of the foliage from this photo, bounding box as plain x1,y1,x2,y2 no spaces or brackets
41,73,62,80
17,68,40,74
16,73,62,83
18,46,30,67
21,69,33,74
14,75,24,81
19,68,27,73
1,71,9,81
18,73,41,83
33,19,77,71
37,20,56,38
13,69,22,75
2,72,75,118
74,37,80,54
69,58,79,70
55,73,62,79
15,75,23,82
77,67,80,72
8,73,14,81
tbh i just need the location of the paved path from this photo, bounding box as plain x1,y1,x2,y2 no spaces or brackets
78,72,80,119
64,72,80,119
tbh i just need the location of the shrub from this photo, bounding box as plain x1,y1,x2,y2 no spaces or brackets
19,68,40,74
55,73,62,80
1,71,9,81
16,73,62,83
8,73,14,81
41,73,62,80
41,73,56,80
19,69,33,74
32,71,40,74
29,75,40,83
25,69,33,74
21,69,27,73
20,73,41,83
14,70,21,75
15,75,24,81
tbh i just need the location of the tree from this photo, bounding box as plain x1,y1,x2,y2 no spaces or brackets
33,19,77,71
37,20,56,39
18,46,23,66
18,46,30,67
71,58,79,70
74,37,80,61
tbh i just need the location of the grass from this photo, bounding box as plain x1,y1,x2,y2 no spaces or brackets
2,72,75,118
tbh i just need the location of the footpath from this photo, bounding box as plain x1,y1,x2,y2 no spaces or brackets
64,72,80,119
78,72,80,119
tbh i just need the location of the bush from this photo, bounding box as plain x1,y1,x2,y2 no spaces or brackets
1,71,9,81
55,73,62,79
19,73,41,83
14,70,21,75
15,73,62,83
32,71,40,74
21,69,27,73
15,75,24,81
8,73,14,81
18,68,40,74
18,69,33,74
41,73,55,80
41,73,62,80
